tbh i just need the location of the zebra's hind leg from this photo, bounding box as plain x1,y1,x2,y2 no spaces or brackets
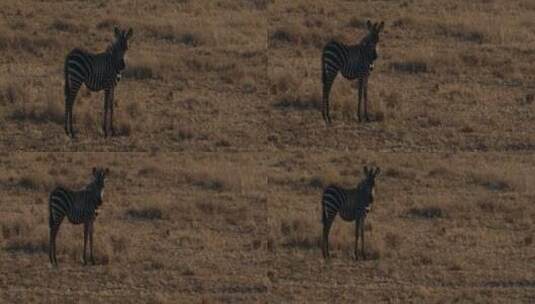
322,222,332,259
82,222,89,265
64,99,70,137
65,85,80,139
322,79,334,126
356,78,364,123
49,223,60,267
363,78,370,122
354,219,361,260
89,221,95,265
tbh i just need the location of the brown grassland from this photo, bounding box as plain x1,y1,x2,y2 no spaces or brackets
0,152,268,302
0,0,534,303
0,0,267,152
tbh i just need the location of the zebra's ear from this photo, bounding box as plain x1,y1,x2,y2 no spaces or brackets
92,167,97,176
126,28,133,40
374,167,381,177
366,20,373,30
377,21,385,32
114,27,121,37
363,166,369,176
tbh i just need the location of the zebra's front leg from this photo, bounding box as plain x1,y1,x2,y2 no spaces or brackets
322,223,332,259
89,221,95,265
103,90,110,137
109,89,116,136
82,222,89,265
354,219,360,260
49,224,60,267
363,78,370,122
360,218,366,260
357,78,363,123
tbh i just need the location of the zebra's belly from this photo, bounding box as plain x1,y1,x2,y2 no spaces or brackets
338,209,356,222
85,77,115,91
66,216,85,225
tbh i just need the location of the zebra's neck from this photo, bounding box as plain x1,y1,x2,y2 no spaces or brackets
83,181,101,205
105,43,122,70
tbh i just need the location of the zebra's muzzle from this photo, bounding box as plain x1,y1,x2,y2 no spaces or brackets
369,63,375,71
116,73,122,82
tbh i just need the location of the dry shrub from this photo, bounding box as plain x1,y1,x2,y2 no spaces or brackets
271,69,321,110
406,207,443,219
269,23,324,49
383,167,417,180
15,172,54,191
123,54,163,80
389,61,429,74
5,239,47,255
142,24,212,47
123,64,154,80
435,23,485,44
137,165,161,177
5,82,63,125
49,19,80,33
96,18,120,30
196,201,227,215
279,217,319,250
467,172,511,192
2,215,48,256
0,30,59,56
126,207,163,221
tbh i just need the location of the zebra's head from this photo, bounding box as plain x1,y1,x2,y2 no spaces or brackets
362,20,385,71
92,167,110,206
111,27,133,81
362,166,380,211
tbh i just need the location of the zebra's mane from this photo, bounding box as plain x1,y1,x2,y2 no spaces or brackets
356,178,372,194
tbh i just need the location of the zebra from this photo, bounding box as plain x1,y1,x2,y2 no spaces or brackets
321,166,380,260
321,20,384,124
63,27,133,138
48,167,109,267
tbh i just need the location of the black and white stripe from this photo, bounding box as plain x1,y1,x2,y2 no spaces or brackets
321,20,384,124
321,166,380,260
64,27,133,138
48,167,109,267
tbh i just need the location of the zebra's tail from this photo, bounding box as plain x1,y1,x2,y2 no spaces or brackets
63,56,69,98
48,191,54,228
321,195,326,225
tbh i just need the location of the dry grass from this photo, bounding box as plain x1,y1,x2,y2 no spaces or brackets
0,0,267,151
0,153,268,302
269,152,535,302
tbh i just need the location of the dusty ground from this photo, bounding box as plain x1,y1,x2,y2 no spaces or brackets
0,0,267,152
1,0,534,303
267,0,535,152
0,152,268,302
267,152,534,302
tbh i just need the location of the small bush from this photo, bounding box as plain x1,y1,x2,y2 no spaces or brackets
390,61,429,74
123,64,154,80
5,239,47,255
126,207,163,221
49,19,78,33
96,18,119,30
406,207,443,219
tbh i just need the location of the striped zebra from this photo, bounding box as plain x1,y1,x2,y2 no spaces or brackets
64,27,133,138
321,166,380,260
321,20,384,124
48,167,109,267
